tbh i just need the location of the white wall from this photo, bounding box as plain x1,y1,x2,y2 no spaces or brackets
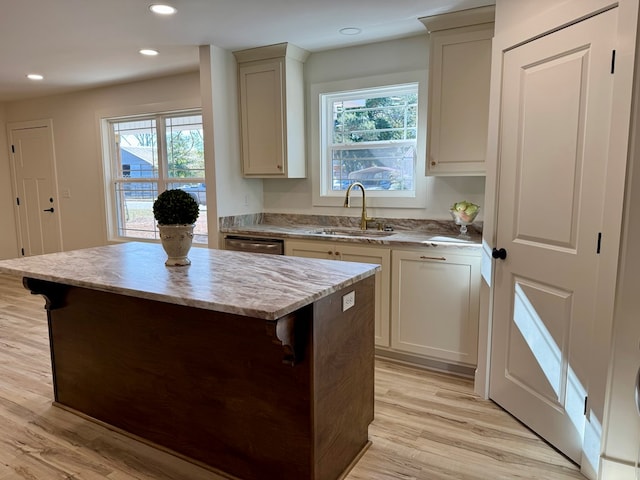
1,72,201,252
0,104,19,259
263,35,486,220
199,45,264,248
601,2,640,476
206,46,263,219
603,77,640,477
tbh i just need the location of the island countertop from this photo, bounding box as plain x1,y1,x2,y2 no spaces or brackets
0,242,380,320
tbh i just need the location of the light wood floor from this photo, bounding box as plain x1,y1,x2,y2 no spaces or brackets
0,273,585,480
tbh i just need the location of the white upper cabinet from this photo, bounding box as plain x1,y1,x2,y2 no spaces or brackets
421,6,494,176
234,43,309,178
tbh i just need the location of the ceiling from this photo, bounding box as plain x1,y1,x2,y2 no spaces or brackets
1,0,494,102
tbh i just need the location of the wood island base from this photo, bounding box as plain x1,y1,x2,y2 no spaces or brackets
26,275,375,480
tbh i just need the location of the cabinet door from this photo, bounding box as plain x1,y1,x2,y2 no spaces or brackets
427,25,493,176
337,244,391,348
391,249,481,365
238,59,285,176
285,240,391,347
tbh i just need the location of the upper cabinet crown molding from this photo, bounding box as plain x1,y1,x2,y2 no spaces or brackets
233,42,309,178
421,6,495,177
419,5,496,33
233,42,310,64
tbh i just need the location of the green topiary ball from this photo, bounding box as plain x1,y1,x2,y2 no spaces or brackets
153,189,200,225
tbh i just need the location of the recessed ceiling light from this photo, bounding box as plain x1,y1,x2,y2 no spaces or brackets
139,49,159,56
26,74,44,81
149,4,177,15
339,27,362,36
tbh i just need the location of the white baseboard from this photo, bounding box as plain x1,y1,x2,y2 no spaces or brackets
600,456,637,479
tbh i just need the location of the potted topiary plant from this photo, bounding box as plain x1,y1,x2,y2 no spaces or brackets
153,189,200,266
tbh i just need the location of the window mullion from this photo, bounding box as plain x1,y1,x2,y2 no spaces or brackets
156,115,167,193
109,125,123,238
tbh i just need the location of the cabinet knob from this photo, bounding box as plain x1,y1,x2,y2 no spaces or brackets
492,248,507,260
328,251,333,255
276,164,282,170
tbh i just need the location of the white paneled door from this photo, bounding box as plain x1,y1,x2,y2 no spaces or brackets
9,120,62,256
490,9,616,467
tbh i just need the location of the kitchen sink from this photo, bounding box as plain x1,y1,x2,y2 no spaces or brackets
308,228,395,237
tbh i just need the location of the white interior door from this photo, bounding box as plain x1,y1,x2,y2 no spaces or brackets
489,9,616,466
9,120,62,256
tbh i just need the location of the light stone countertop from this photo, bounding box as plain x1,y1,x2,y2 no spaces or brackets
0,242,379,320
221,223,482,249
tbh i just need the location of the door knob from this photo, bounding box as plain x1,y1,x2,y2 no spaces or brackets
43,207,55,213
492,247,507,260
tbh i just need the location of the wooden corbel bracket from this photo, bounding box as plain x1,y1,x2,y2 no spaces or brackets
23,277,69,310
266,313,301,366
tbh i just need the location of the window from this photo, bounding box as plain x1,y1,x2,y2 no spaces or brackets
321,84,418,198
104,111,207,243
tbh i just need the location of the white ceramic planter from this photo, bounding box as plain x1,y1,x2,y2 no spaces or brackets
158,224,195,266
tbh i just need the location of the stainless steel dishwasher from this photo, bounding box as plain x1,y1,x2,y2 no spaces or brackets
224,235,284,255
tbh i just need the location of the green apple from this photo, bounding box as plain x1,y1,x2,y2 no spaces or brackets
465,204,478,215
453,201,468,212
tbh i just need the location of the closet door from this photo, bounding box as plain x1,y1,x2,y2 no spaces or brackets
489,8,616,466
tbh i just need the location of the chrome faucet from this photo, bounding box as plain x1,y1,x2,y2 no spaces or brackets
344,182,373,230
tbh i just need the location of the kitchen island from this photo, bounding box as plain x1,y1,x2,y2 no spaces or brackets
0,242,379,480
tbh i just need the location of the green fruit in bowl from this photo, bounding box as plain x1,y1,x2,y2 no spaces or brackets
465,204,478,215
450,201,480,223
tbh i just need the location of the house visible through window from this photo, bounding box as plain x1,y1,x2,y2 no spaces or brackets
104,111,207,243
321,83,418,197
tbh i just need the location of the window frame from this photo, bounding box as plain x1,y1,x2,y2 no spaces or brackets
101,108,206,244
311,71,428,209
321,83,419,198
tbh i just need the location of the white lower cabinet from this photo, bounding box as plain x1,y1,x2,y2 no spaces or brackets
285,239,481,367
285,240,391,347
390,248,481,366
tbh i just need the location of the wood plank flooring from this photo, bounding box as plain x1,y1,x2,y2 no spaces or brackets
0,273,585,480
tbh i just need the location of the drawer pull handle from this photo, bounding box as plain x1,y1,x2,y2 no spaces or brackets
420,256,446,261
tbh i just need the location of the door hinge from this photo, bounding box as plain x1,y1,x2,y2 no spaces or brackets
584,396,588,415
611,50,616,74
597,232,602,254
